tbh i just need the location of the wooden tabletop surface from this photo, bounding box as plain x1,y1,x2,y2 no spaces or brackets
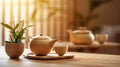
0,46,120,67
68,42,120,54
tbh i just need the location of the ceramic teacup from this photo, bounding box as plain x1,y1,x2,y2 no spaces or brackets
54,42,68,56
95,34,108,44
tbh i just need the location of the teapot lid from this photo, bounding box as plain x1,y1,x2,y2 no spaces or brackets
73,27,92,34
33,34,52,40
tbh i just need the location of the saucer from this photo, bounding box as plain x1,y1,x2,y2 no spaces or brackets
23,53,74,60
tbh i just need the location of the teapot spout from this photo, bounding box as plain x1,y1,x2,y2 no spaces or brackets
49,39,57,47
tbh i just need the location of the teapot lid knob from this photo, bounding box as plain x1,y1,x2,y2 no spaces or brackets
40,33,43,36
79,27,87,30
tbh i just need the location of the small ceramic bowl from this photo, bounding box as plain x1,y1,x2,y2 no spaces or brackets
54,42,68,56
95,34,108,44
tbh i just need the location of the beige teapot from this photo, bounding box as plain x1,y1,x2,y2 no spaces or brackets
29,34,57,56
67,27,95,45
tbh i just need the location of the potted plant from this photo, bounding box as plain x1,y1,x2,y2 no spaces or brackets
1,20,33,59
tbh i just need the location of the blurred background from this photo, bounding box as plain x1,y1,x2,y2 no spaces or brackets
0,0,120,46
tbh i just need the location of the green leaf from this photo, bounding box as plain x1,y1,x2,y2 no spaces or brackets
19,20,24,30
1,20,32,43
27,25,34,27
9,34,14,42
18,29,25,37
21,37,26,40
15,29,24,43
5,41,11,43
20,20,24,28
1,23,13,30
13,22,19,31
23,25,33,30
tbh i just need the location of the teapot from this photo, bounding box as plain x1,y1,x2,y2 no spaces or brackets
67,27,95,45
29,34,57,56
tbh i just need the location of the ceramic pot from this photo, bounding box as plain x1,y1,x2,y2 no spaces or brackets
67,27,95,45
5,43,24,59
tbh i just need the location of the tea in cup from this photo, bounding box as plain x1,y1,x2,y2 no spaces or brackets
95,34,108,44
54,42,68,56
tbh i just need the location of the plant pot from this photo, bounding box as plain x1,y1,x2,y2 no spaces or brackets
5,43,24,59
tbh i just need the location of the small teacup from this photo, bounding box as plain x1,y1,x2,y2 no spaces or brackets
54,42,68,56
95,34,108,44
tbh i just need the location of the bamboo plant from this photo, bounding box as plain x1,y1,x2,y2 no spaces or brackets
1,20,33,43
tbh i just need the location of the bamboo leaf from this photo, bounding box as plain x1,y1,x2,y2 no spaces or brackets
19,20,24,30
13,23,19,31
21,37,26,40
23,25,33,30
1,23,13,30
15,29,24,43
9,34,13,42
27,25,34,27
1,20,33,43
18,29,24,37
20,20,24,28
5,41,11,43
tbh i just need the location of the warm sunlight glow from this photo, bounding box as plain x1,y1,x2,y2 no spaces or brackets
0,0,70,46
0,0,34,43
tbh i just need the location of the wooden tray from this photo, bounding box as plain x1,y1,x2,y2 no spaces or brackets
23,53,74,60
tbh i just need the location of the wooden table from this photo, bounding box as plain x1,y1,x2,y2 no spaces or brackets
68,42,120,54
0,46,120,67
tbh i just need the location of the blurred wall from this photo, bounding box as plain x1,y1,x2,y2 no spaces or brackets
75,0,120,25
75,0,120,42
